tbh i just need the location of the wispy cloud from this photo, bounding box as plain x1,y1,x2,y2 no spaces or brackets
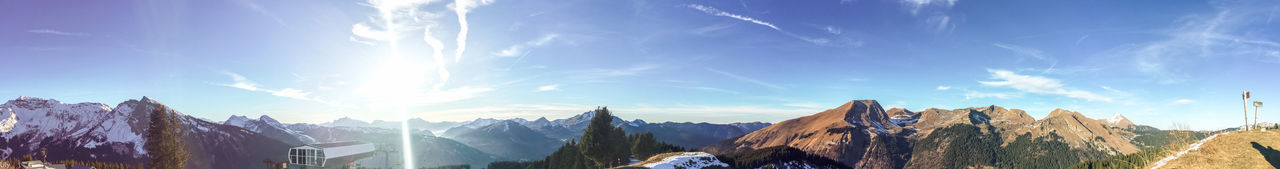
687,4,779,30
217,72,353,108
925,15,954,33
977,69,1113,102
707,68,786,90
452,0,496,62
537,84,560,92
993,43,1050,61
350,23,391,41
495,34,559,57
348,36,377,46
936,86,952,90
594,64,661,77
1172,99,1195,104
823,25,842,35
1123,2,1280,84
686,4,841,46
233,0,288,27
899,0,958,15
27,29,88,36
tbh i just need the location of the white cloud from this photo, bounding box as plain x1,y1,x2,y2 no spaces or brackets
537,84,560,92
270,88,311,100
351,23,391,41
1124,2,1280,84
686,4,850,46
993,43,1050,61
495,34,559,57
217,72,354,108
687,4,780,30
978,69,1113,102
936,86,952,90
348,36,377,46
452,0,496,62
707,68,786,90
221,72,261,91
900,0,958,15
592,64,660,77
823,26,842,35
27,29,88,36
1173,99,1195,104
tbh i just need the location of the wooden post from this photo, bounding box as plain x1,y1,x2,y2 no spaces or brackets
1245,91,1251,131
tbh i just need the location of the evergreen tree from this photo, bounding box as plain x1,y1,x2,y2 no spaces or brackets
578,107,629,168
630,132,656,160
608,126,630,166
145,105,189,169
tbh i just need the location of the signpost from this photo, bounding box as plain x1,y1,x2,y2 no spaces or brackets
1245,91,1251,130
1256,101,1264,130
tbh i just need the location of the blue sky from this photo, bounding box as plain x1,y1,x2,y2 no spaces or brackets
2,0,1278,130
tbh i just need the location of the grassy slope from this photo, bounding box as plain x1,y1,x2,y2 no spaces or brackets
1155,129,1280,169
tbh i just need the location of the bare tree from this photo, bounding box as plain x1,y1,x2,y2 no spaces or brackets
1169,122,1192,150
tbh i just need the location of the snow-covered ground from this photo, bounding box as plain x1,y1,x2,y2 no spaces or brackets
1149,131,1226,169
642,152,729,169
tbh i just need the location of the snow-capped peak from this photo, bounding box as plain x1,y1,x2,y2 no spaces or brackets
224,115,252,127
0,108,15,132
259,115,284,128
1108,114,1127,124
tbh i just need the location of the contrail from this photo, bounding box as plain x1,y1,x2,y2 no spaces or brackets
425,23,450,89
453,0,493,63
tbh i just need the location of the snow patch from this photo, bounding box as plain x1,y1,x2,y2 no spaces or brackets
642,152,729,169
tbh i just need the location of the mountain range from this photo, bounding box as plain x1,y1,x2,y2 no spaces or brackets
703,100,1154,169
0,96,290,169
0,96,771,168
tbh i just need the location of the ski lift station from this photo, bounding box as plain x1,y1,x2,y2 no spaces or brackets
288,141,376,168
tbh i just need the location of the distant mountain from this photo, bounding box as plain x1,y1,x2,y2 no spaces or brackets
438,110,770,150
285,123,496,168
320,117,464,135
704,100,1150,169
445,120,562,161
224,115,317,145
618,121,769,149
1100,113,1135,129
322,117,372,127
0,96,292,169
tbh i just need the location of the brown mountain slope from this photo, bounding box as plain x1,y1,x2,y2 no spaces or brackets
1014,109,1139,155
702,100,912,169
705,100,1145,168
909,106,1035,139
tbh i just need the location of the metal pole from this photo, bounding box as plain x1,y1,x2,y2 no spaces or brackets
1256,105,1260,130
